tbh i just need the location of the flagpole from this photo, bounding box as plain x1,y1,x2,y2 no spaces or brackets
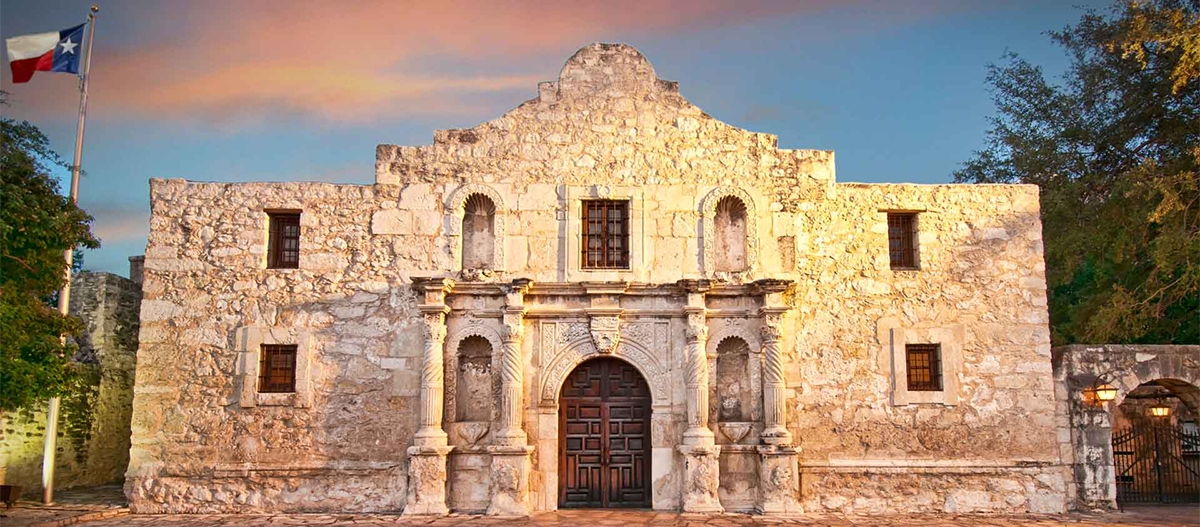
43,5,98,505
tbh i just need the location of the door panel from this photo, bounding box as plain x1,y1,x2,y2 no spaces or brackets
559,358,651,508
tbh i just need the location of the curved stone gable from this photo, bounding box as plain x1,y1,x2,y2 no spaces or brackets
375,43,834,195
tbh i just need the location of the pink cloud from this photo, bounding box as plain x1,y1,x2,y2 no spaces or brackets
6,0,970,125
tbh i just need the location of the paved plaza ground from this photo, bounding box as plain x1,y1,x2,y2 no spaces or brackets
8,508,1200,527
45,507,1200,527
2,486,1196,527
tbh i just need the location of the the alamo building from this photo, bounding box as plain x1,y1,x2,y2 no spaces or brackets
127,44,1071,515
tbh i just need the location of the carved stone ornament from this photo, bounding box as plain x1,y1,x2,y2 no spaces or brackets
460,268,495,281
590,315,620,354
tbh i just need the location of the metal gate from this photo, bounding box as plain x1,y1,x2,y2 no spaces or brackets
1112,422,1200,504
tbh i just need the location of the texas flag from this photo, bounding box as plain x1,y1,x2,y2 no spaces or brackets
6,23,86,83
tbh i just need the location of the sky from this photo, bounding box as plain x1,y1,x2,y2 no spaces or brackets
1,0,1113,277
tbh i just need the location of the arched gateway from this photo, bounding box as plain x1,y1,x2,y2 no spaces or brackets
558,357,652,508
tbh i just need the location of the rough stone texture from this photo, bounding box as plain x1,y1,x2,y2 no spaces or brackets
0,272,141,496
1052,344,1200,511
128,43,1064,514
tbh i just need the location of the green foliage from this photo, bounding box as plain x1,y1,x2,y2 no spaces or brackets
955,0,1199,344
0,111,100,412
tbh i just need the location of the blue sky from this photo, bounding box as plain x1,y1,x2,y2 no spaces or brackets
1,0,1111,276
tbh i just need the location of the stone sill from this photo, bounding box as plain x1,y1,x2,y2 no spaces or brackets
255,392,298,407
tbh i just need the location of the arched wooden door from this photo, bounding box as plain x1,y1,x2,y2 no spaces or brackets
559,357,651,508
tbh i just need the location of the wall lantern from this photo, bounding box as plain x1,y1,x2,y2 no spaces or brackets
1084,382,1119,405
1149,404,1170,418
1093,384,1118,402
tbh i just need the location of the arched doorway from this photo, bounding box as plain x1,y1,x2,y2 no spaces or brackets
558,357,651,508
1111,379,1200,504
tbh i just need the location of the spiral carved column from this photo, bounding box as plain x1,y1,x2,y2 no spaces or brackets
496,313,526,445
405,278,454,516
760,313,791,445
677,280,722,513
754,281,800,515
487,279,534,516
415,311,449,444
684,312,712,444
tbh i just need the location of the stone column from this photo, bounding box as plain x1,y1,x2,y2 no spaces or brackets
488,279,534,516
405,278,454,516
683,311,713,444
755,279,800,515
677,280,722,513
759,312,791,445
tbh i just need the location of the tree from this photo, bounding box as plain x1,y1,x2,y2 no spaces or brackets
955,0,1199,344
0,107,100,412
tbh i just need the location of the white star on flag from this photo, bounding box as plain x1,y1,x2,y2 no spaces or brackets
59,38,77,54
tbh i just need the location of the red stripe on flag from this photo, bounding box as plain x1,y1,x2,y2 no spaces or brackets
9,50,55,83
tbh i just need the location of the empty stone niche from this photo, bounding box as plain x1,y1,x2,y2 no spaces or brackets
714,196,748,272
462,194,495,270
715,335,760,511
717,337,753,422
455,335,493,423
447,334,495,513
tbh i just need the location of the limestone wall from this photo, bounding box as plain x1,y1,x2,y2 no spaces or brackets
0,272,141,496
127,43,1063,514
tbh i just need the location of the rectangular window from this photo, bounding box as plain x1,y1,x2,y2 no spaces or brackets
258,344,297,393
905,343,942,392
267,211,301,269
581,200,630,269
887,212,918,270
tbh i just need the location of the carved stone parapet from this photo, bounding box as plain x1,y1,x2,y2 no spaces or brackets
486,445,535,516
403,445,454,516
756,445,801,515
678,444,723,513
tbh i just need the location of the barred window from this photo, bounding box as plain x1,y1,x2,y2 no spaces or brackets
887,212,918,270
905,344,942,392
267,211,301,269
258,344,297,393
581,200,629,269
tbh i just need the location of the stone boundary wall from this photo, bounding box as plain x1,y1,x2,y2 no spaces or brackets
1052,344,1200,510
0,272,142,496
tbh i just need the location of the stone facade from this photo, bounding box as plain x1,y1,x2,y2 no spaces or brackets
1,271,142,496
127,43,1067,514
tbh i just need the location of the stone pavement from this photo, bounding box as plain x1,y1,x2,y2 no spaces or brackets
1,485,127,527
40,506,1199,527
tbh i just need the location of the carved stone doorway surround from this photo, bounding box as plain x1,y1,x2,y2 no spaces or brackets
409,278,802,515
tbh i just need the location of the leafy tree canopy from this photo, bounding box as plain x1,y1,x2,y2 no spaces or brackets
955,0,1199,344
0,101,100,412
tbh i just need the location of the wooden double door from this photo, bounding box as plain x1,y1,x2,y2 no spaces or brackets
558,358,651,508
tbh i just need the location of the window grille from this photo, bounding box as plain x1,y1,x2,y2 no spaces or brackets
887,212,918,269
581,200,630,269
905,343,942,391
258,344,297,393
267,211,301,269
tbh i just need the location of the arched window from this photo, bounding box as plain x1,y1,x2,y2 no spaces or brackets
455,335,493,422
716,336,752,421
462,194,496,270
714,196,747,272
